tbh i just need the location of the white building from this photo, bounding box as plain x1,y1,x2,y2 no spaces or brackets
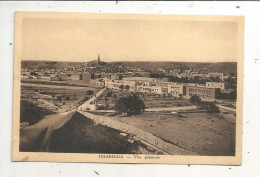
168,83,186,96
206,82,225,90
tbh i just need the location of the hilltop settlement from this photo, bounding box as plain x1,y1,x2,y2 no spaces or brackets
20,55,237,155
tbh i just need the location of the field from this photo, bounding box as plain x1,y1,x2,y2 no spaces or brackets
95,89,192,110
20,82,98,123
113,112,235,156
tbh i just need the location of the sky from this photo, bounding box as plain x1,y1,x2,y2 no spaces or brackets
21,17,238,62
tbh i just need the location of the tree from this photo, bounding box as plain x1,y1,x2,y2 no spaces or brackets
198,102,220,113
206,102,220,113
106,91,113,97
119,84,124,91
125,85,130,92
57,96,62,102
65,96,70,101
190,95,201,104
87,90,94,96
115,94,146,116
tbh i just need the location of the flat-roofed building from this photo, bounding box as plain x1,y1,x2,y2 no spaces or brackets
168,83,186,96
91,79,105,87
206,82,225,90
136,85,168,95
71,74,82,80
122,77,156,82
82,73,94,82
111,73,122,80
58,73,71,81
104,79,136,92
186,86,220,100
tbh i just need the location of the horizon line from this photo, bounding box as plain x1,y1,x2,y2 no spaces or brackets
21,59,237,63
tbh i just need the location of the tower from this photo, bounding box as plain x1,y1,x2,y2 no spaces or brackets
97,54,100,63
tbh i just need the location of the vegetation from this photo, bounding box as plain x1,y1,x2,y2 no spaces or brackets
57,96,62,102
106,91,113,97
87,90,94,96
197,102,220,113
218,90,237,100
190,95,201,104
125,85,130,91
119,84,124,91
189,95,219,113
115,94,146,116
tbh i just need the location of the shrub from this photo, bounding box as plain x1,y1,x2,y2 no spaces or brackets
190,95,201,104
87,90,94,96
106,91,113,97
197,102,220,113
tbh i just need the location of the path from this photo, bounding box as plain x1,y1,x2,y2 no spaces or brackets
77,88,106,111
145,105,197,112
217,105,236,112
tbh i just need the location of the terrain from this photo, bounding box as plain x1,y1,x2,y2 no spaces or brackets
21,60,237,74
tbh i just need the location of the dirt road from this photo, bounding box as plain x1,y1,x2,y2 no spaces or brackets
78,88,106,111
145,105,197,112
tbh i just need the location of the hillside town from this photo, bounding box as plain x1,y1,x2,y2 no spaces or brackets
21,55,237,102
20,55,237,156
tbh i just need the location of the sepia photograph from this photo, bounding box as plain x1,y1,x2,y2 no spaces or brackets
12,12,244,164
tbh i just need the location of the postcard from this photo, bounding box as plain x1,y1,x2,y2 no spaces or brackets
12,12,244,164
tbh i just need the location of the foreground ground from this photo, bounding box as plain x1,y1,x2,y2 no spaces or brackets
20,111,161,154
49,112,160,154
20,83,236,156
113,112,235,156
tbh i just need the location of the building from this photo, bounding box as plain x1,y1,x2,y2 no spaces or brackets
186,86,220,100
71,74,82,80
111,73,122,80
136,85,168,95
104,79,136,92
206,82,225,90
168,83,186,96
91,79,105,87
50,75,63,81
58,73,71,81
122,77,156,82
82,73,94,82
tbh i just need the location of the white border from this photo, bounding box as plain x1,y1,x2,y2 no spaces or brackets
1,1,260,177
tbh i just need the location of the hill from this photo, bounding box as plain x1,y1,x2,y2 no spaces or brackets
21,60,237,74
21,61,85,69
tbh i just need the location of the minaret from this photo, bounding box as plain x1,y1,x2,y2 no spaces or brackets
97,54,100,63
